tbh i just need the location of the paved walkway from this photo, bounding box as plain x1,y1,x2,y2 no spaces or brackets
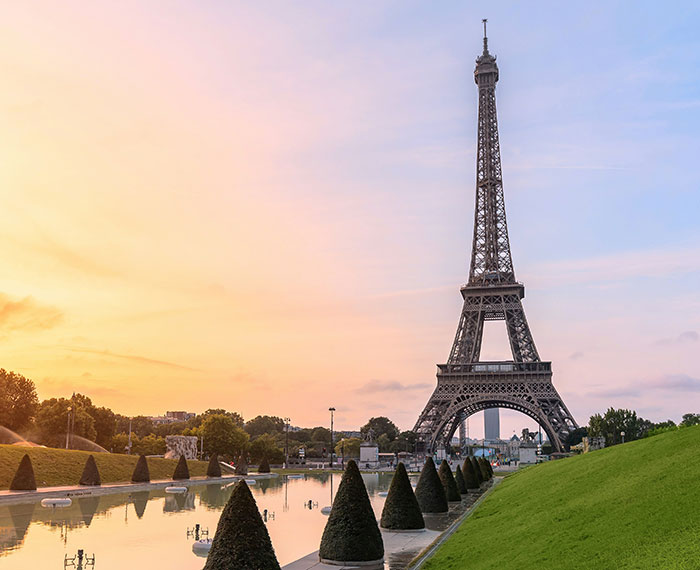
0,473,277,506
283,528,441,570
283,479,502,570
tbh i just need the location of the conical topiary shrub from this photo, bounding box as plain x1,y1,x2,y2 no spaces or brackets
207,454,222,478
258,457,270,473
319,460,384,565
204,480,280,570
10,454,37,491
414,457,448,514
462,458,480,490
478,457,491,481
470,456,483,485
79,455,101,486
380,462,424,530
438,460,461,502
454,464,467,495
487,459,494,478
173,455,190,480
131,455,150,483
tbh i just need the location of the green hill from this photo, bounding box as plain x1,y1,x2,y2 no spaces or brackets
0,445,209,489
423,425,700,569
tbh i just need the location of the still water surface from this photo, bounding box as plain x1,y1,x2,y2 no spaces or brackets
0,473,411,569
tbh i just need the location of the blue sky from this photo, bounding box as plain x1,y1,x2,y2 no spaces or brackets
1,1,698,435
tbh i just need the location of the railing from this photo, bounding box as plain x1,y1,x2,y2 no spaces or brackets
438,361,552,374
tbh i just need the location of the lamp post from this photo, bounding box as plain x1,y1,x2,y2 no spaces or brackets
621,431,625,444
65,406,72,449
284,417,290,469
328,407,335,469
127,417,133,455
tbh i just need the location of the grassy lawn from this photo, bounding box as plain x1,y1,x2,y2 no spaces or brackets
0,445,209,489
423,425,700,569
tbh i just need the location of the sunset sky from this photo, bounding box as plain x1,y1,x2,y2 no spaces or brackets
1,2,699,436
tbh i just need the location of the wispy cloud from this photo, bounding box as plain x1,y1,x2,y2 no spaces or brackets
654,331,698,347
62,347,200,372
357,380,432,393
587,374,700,398
0,293,63,332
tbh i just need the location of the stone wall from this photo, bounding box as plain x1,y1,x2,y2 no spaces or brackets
165,435,198,460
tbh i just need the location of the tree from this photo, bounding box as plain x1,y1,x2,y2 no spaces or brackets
115,415,154,438
415,457,448,513
311,427,331,443
438,460,461,502
588,408,652,446
565,427,589,449
389,431,417,454
250,434,284,464
190,409,244,429
204,481,280,570
361,417,399,442
89,406,116,449
376,433,391,452
244,415,285,437
79,455,101,486
0,369,39,432
10,454,37,491
681,413,700,427
207,455,222,477
201,414,250,458
173,455,190,480
132,434,166,456
35,397,96,447
380,463,424,530
319,460,384,563
131,455,150,483
335,437,361,458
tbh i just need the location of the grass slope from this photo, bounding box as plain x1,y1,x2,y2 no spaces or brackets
0,445,208,489
424,425,700,570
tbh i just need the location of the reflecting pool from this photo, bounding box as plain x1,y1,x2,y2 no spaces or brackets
0,472,415,569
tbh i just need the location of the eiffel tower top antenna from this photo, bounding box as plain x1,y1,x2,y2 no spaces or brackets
482,18,488,54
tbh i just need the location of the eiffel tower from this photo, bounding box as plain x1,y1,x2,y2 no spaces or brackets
413,22,577,453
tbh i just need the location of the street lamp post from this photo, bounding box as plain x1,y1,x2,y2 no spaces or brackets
127,417,133,455
65,406,72,449
621,431,626,444
328,407,335,469
284,417,290,468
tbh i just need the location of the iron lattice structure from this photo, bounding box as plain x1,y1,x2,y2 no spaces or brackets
414,24,577,453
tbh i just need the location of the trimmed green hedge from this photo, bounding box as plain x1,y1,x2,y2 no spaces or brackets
173,455,190,480
207,455,222,477
204,480,280,570
258,457,270,473
10,454,36,491
454,464,467,494
462,458,480,489
79,455,101,486
415,457,448,513
131,455,150,483
380,462,425,530
319,459,384,562
438,460,461,501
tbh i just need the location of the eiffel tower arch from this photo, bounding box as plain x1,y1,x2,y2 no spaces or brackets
413,22,577,453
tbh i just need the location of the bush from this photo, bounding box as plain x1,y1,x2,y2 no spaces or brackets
478,457,491,481
454,464,467,494
462,458,480,489
470,457,483,485
79,455,101,486
415,457,448,513
173,455,190,480
438,460,461,502
380,462,424,530
131,455,150,483
10,454,36,491
258,457,270,473
207,454,222,477
319,460,384,563
204,480,280,570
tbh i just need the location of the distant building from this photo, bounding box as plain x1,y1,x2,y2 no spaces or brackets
583,436,605,453
484,408,500,440
150,411,195,425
